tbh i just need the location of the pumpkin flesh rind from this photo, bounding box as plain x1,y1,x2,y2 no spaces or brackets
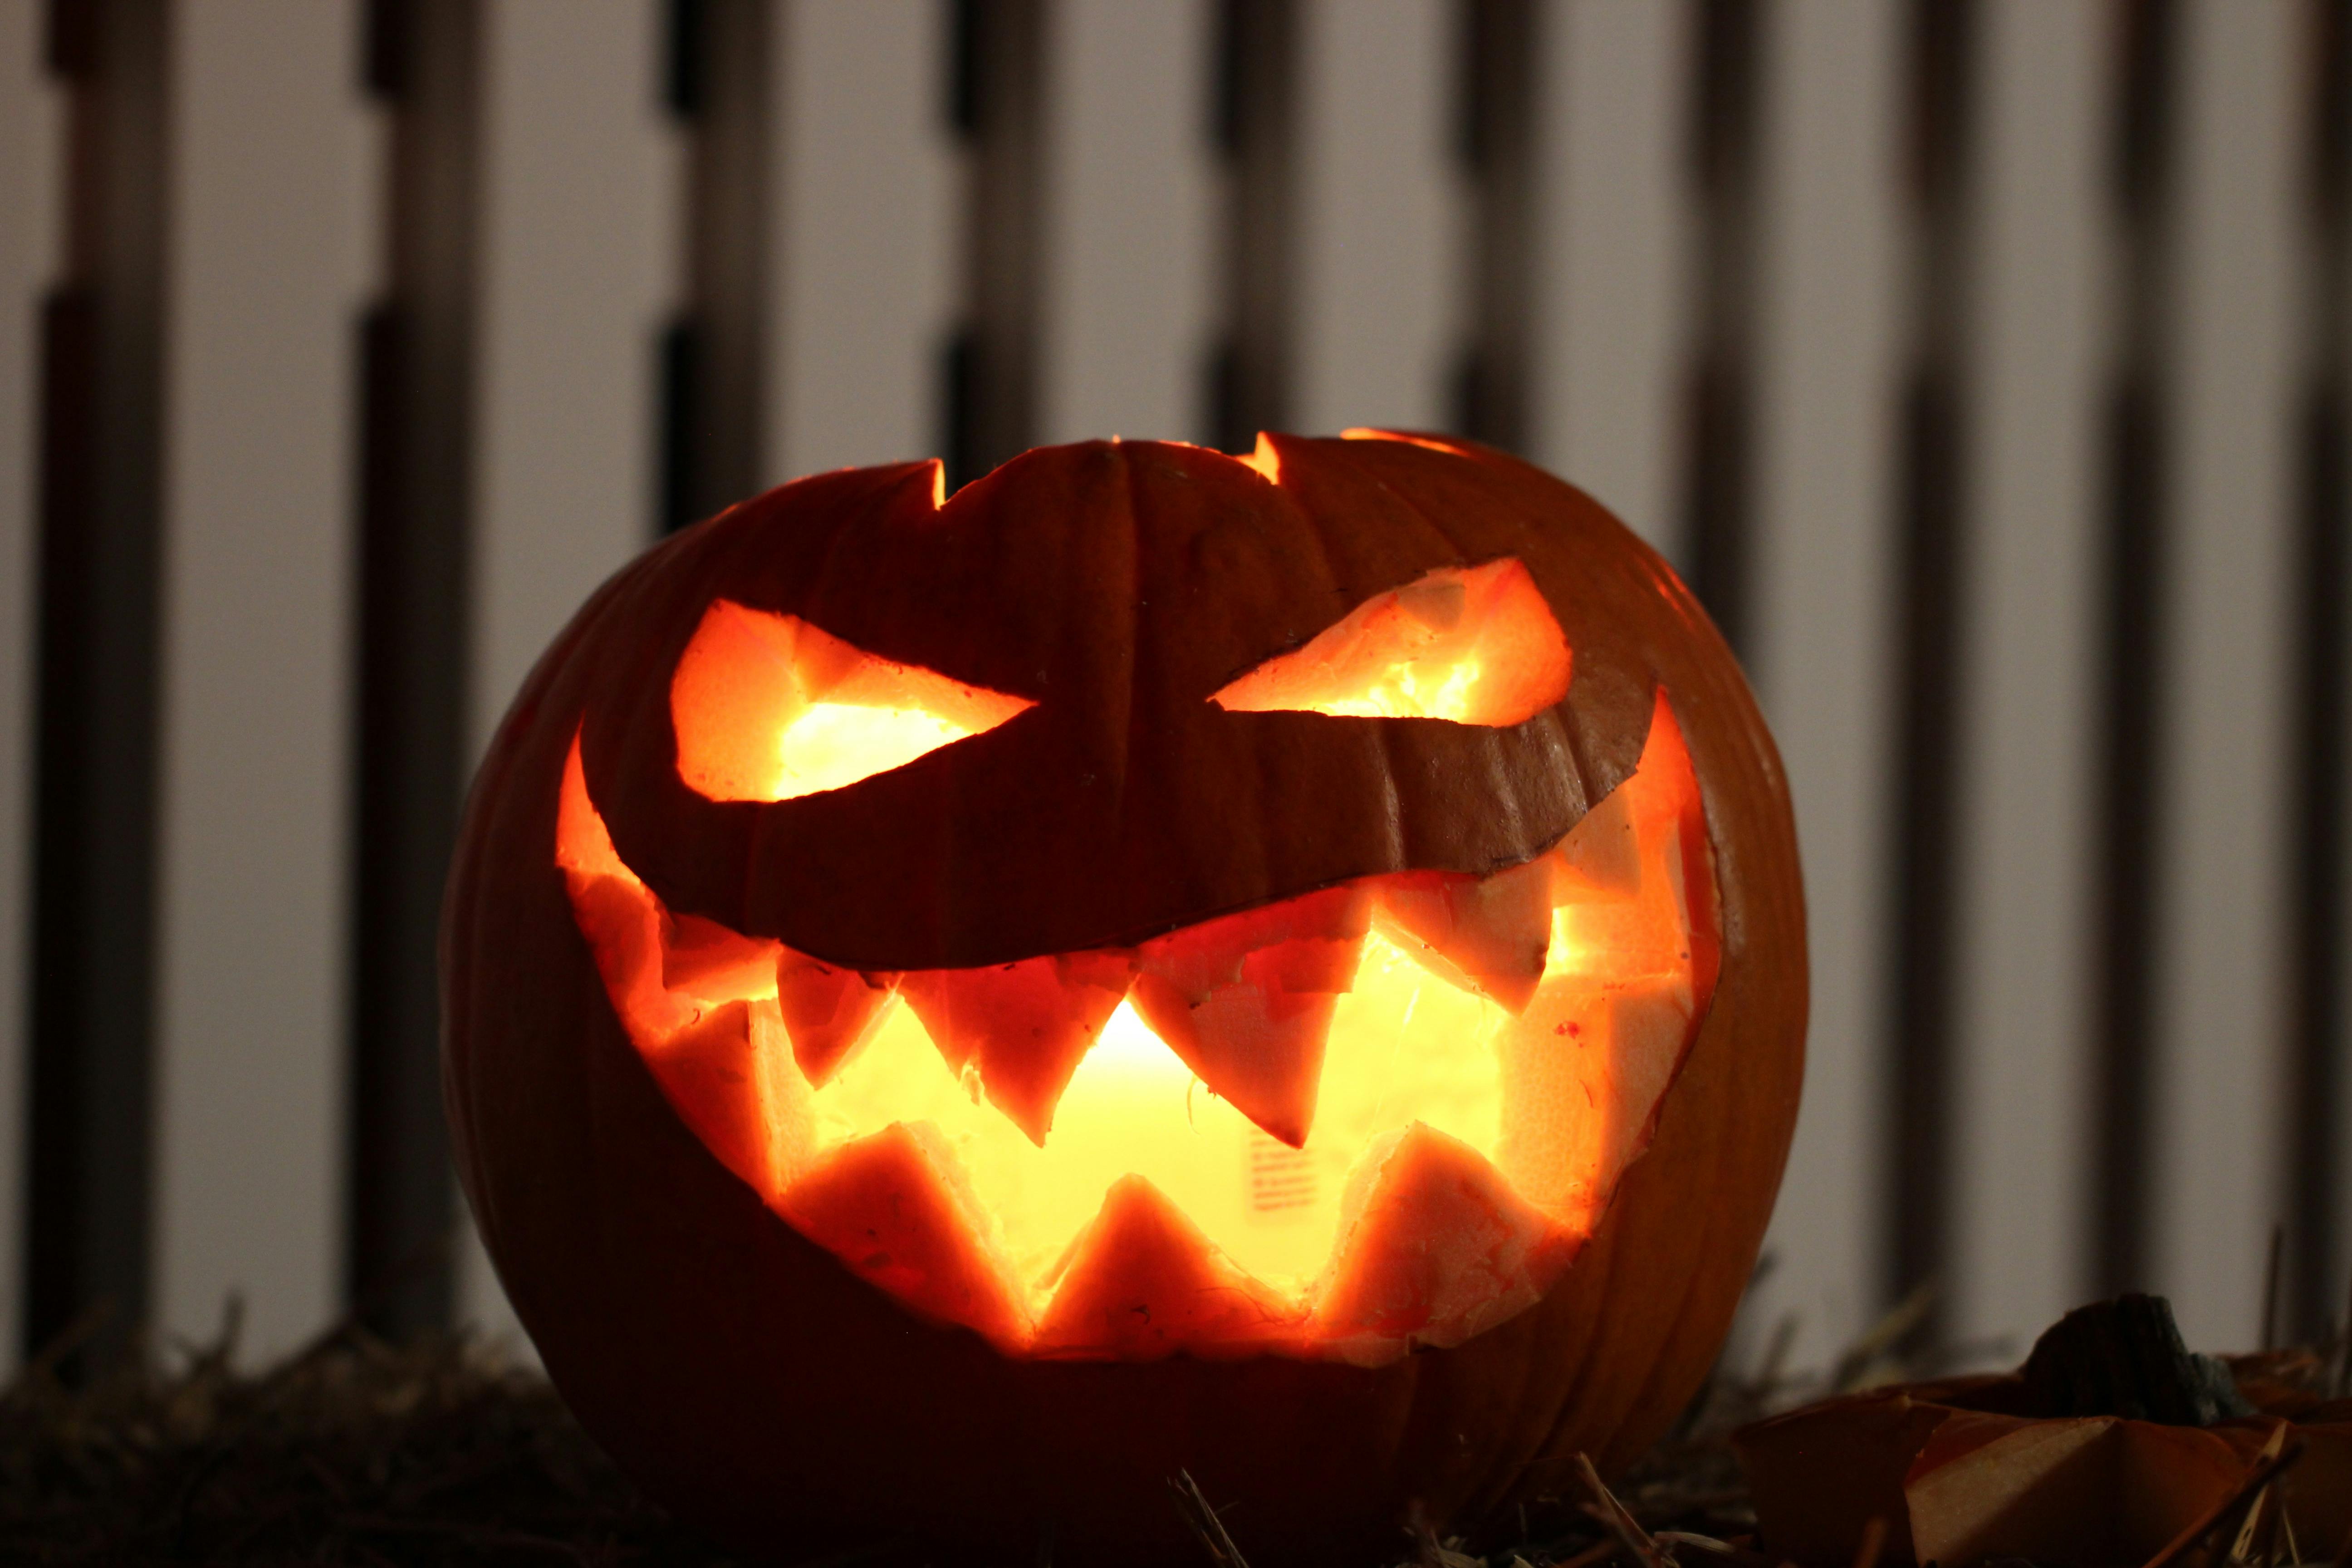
442,435,1806,1565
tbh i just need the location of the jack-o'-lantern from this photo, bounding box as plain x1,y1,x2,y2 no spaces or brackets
442,432,1805,1566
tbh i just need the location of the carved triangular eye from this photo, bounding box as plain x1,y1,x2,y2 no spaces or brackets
672,600,1034,802
1209,558,1570,727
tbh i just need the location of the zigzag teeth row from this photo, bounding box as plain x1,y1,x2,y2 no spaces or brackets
649,845,1633,1152
775,1115,1579,1362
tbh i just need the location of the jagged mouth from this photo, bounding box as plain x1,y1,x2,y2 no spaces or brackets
554,689,1719,1368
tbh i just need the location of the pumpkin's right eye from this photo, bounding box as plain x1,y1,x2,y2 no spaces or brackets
1207,558,1571,727
671,600,1034,802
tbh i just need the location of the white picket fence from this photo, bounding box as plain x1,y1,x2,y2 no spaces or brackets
0,0,2342,1378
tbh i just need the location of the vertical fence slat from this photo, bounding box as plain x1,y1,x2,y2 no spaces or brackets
152,0,372,1353
2151,0,2303,1352
1529,0,1693,560
462,0,677,1338
1746,0,1906,1363
1034,0,1214,446
0,0,60,1372
2339,519,2352,1322
765,0,956,481
1945,0,2109,1353
29,0,170,1363
1291,0,1457,435
2340,283,2352,1321
349,0,478,1341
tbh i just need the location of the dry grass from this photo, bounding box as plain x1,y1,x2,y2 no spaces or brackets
0,1304,716,1566
0,1298,1783,1568
5,1288,2330,1568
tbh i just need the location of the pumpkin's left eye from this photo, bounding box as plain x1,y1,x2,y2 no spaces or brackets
1209,557,1570,726
672,600,1034,802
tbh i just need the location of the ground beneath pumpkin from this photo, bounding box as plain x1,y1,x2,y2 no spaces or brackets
0,1298,2036,1568
12,1303,2341,1568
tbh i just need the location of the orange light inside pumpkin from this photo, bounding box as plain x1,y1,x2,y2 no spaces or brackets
557,571,1717,1366
1209,557,1571,726
671,598,1035,801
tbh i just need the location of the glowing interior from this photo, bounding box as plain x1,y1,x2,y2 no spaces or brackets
1209,559,1570,727
557,684,1717,1366
672,599,1035,801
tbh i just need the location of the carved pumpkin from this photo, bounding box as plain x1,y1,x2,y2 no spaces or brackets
442,432,1805,1565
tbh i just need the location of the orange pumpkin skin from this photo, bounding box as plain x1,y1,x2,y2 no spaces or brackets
442,434,1806,1565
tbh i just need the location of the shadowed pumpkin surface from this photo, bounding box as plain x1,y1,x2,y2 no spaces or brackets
441,433,1806,1565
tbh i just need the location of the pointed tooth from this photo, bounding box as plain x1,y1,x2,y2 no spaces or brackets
779,1122,1030,1351
1373,855,1554,1013
897,951,1135,1145
662,911,784,1003
1372,873,1485,996
1032,1174,1303,1359
1555,783,1641,898
568,872,700,1042
1131,885,1372,1148
1129,977,1336,1150
1548,693,1725,991
1636,695,1721,1001
1311,1122,1578,1365
1497,973,1696,1220
775,950,901,1086
640,1000,781,1199
1137,884,1373,1001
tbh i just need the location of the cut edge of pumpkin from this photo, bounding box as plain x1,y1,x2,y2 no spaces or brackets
553,686,1719,1367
